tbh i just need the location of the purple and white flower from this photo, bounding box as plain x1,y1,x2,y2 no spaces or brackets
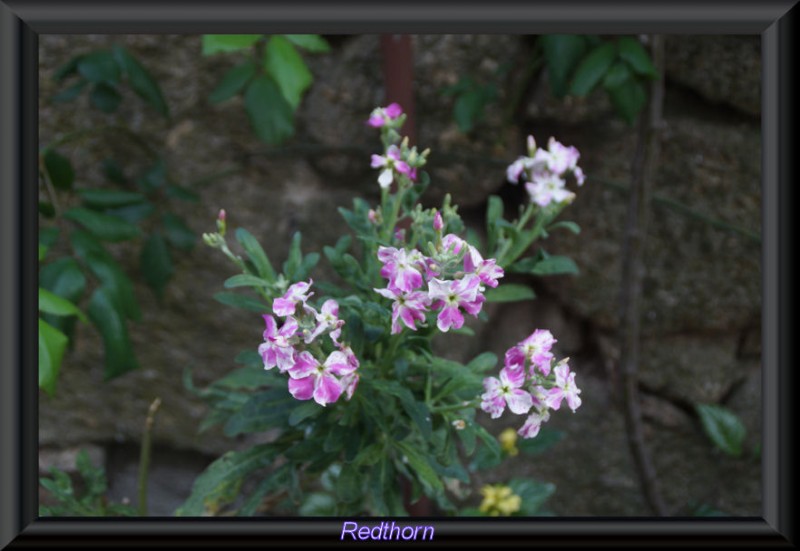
371,145,411,188
287,350,357,406
480,367,533,419
428,275,485,332
273,280,314,317
374,287,431,334
545,362,582,412
258,315,298,372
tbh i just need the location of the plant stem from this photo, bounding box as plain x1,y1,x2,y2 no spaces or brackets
137,397,161,517
430,400,477,414
618,35,668,517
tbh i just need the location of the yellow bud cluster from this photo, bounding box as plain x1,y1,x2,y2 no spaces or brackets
478,484,522,516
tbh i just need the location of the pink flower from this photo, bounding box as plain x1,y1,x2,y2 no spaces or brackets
574,166,586,186
371,145,411,188
480,367,533,419
305,299,343,344
367,102,403,128
427,275,485,332
464,246,504,288
517,409,551,439
287,350,357,406
545,362,582,412
525,173,574,207
441,233,467,256
273,280,314,317
258,315,298,372
377,246,425,292
546,137,580,175
374,287,431,334
505,329,556,375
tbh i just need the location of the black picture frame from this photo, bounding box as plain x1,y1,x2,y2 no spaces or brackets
1,1,796,547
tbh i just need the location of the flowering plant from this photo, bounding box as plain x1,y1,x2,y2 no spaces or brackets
179,103,584,516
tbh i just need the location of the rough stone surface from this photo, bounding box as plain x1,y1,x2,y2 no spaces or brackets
38,34,762,517
664,35,760,117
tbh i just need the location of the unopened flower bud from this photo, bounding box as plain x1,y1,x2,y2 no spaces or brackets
527,135,536,155
216,209,227,236
368,209,379,224
451,419,466,430
433,210,443,231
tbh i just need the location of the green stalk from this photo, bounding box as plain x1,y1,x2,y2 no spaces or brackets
137,397,161,516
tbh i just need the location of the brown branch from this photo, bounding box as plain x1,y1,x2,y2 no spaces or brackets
618,35,669,516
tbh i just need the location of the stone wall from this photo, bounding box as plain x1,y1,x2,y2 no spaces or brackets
38,34,761,516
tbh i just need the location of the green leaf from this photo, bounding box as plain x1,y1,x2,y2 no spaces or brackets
87,287,138,379
176,444,278,516
39,227,60,249
53,55,82,82
223,274,271,290
486,195,504,251
77,50,121,84
39,202,56,218
518,427,564,455
166,184,200,202
224,388,295,436
71,230,141,321
511,255,579,276
213,292,270,313
453,89,485,133
467,352,498,373
63,208,141,242
104,203,155,225
617,36,658,78
602,60,633,90
52,79,88,103
77,189,146,209
336,463,362,503
283,231,303,279
264,36,313,109
202,34,262,55
541,35,589,97
607,77,647,125
102,159,128,185
137,158,167,192
484,283,536,303
39,258,87,335
244,75,295,145
508,478,556,515
235,228,276,282
112,45,169,117
569,42,617,97
299,492,337,516
140,233,174,298
284,34,331,53
546,220,581,235
395,441,444,495
696,404,746,457
209,59,257,104
43,150,75,191
89,82,122,113
39,318,68,396
161,213,196,251
39,288,87,322
288,401,322,426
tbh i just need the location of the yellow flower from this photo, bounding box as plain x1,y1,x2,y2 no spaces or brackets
499,428,519,456
478,484,522,516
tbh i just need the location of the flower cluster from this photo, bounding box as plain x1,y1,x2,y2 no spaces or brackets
258,280,359,406
480,329,582,439
479,484,522,516
367,104,429,188
506,135,586,207
374,227,504,334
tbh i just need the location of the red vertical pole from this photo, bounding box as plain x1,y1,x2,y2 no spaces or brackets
380,34,417,145
380,34,432,516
